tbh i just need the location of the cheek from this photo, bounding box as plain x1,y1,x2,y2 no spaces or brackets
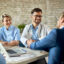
36,18,41,20
3,22,6,25
10,22,12,24
32,17,35,20
8,21,12,25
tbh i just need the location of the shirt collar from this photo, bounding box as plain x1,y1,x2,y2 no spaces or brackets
30,24,39,30
3,25,13,31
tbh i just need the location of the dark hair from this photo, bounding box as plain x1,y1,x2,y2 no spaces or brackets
2,14,12,22
31,8,42,14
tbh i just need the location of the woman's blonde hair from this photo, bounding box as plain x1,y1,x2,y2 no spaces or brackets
57,12,64,28
2,14,12,22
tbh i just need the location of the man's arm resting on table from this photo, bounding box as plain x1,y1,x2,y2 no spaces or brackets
8,40,19,46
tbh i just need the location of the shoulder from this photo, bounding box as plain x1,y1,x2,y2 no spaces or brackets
46,28,57,39
40,24,49,29
40,24,47,27
25,24,31,28
43,24,50,30
51,28,57,32
50,28,57,35
11,26,20,32
24,24,32,30
40,24,51,32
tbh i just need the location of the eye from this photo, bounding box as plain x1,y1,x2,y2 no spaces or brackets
5,20,8,22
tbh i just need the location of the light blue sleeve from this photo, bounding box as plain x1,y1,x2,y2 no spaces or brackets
0,28,2,41
30,29,57,50
14,28,20,41
0,54,6,64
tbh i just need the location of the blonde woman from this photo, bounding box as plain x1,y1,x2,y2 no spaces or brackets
0,14,20,46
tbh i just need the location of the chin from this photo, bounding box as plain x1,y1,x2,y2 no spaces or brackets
36,21,41,24
7,25,11,27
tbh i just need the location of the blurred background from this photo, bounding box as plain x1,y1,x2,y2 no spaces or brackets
0,0,64,29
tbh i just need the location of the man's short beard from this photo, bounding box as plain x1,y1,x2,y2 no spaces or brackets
34,21,41,25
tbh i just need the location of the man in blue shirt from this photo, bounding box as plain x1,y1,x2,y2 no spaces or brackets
0,54,6,64
0,14,20,46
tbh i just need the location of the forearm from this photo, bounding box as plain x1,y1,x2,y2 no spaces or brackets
30,38,56,50
0,40,4,44
0,40,9,46
8,40,19,46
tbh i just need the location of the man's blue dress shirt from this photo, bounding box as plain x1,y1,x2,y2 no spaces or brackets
30,24,39,41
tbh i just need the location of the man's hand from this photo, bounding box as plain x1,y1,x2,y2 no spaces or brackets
26,39,35,47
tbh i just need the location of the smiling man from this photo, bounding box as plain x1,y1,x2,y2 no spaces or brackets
20,8,50,48
20,8,51,64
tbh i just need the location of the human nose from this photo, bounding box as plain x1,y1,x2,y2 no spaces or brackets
7,21,10,23
36,16,41,19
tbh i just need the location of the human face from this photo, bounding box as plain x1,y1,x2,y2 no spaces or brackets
60,17,64,27
3,17,12,29
31,12,42,25
58,17,64,28
61,17,64,23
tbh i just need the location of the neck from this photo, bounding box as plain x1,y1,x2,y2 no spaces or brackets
6,26,10,30
32,22,38,29
6,27,9,30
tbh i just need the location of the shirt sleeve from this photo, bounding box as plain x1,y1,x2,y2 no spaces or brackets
14,28,20,41
20,25,29,47
30,29,57,50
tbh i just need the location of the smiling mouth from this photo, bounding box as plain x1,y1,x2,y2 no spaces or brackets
37,19,40,20
6,24,10,25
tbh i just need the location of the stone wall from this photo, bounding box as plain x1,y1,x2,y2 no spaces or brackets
0,0,64,29
46,0,64,28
